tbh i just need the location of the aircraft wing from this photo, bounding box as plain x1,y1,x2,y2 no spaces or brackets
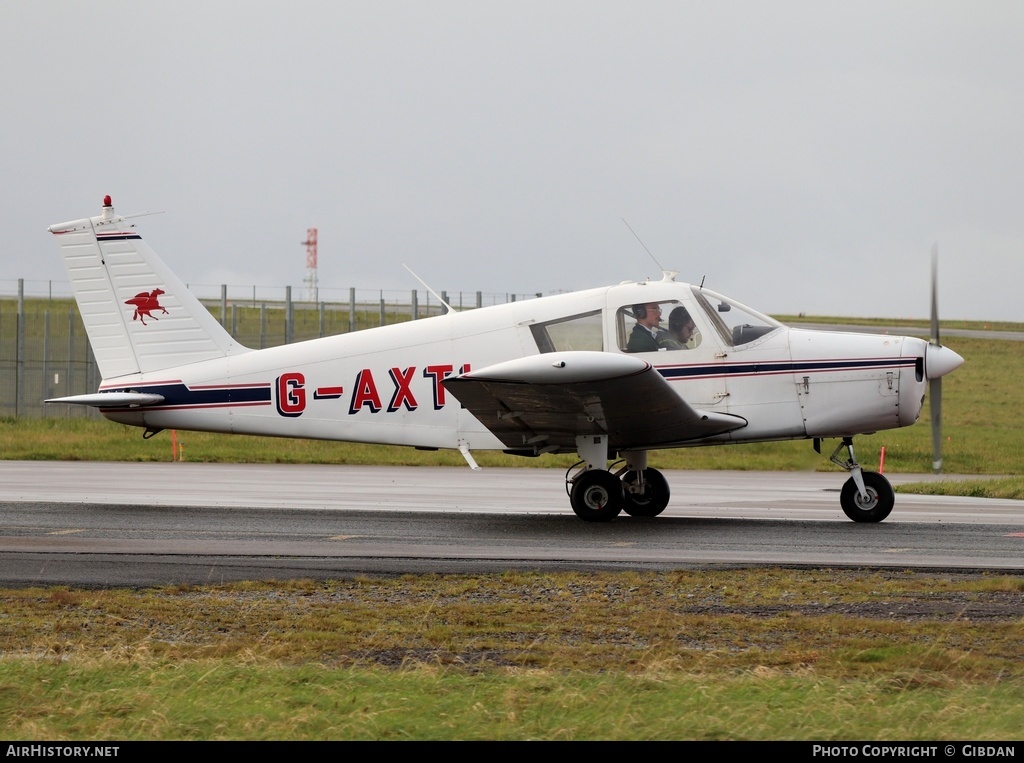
443,351,747,453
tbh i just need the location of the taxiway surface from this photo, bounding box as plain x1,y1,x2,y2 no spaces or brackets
2,462,1022,585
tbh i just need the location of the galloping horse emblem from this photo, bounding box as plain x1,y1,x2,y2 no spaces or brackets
125,288,168,325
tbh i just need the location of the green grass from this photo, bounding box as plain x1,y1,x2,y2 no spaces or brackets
1,570,1022,740
4,663,1022,740
897,476,1024,499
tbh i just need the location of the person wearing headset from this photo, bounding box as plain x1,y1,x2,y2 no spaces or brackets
667,306,697,349
626,302,675,352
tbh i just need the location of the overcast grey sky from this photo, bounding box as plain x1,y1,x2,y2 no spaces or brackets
3,1,1022,320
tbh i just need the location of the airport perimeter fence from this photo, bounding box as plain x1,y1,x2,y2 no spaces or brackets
0,278,542,419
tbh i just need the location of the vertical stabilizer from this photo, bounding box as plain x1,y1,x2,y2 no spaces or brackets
48,197,248,380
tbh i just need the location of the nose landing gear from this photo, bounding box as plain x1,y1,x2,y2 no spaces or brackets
826,437,895,523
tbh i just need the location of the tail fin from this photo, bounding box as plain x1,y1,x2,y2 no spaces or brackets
49,196,249,380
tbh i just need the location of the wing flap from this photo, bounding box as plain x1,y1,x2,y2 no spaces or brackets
444,351,746,452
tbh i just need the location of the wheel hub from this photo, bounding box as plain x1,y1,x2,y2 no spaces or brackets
584,486,609,509
853,488,879,510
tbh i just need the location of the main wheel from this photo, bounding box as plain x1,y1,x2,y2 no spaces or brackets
622,468,670,517
570,470,623,522
840,471,894,523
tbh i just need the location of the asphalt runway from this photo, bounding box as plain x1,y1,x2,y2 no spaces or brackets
2,461,1022,586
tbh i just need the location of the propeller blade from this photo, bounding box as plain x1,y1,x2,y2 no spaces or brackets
930,377,943,473
928,243,953,474
930,243,940,347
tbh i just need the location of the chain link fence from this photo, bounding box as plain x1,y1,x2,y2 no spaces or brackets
1,278,542,419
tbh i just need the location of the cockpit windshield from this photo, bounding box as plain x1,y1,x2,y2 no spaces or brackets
690,287,783,347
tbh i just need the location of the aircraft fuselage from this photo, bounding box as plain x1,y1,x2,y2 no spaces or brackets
96,281,929,452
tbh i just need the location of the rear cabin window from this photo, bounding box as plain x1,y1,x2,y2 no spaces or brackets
529,310,604,352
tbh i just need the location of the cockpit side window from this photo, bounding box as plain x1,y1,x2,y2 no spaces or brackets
530,310,603,352
690,287,783,347
617,300,702,353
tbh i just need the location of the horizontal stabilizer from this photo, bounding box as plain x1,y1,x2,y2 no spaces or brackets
45,392,165,408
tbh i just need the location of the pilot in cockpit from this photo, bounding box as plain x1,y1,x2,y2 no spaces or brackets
627,302,674,352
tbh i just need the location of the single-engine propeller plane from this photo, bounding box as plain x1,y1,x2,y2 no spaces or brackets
47,197,964,522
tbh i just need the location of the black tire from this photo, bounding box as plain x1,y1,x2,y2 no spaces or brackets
570,470,623,522
840,471,894,523
622,468,671,517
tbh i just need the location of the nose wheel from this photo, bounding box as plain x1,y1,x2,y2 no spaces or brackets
840,471,894,522
827,437,895,523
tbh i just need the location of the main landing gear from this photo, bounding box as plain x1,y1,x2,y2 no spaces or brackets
566,436,670,522
565,435,895,524
824,437,895,523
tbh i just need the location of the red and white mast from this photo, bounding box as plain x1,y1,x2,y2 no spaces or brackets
302,227,318,303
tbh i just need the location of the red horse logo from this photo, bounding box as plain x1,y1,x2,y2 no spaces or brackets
125,289,168,325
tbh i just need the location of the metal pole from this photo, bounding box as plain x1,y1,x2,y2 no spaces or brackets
42,310,50,418
285,285,293,344
67,309,74,412
86,342,97,396
16,279,24,418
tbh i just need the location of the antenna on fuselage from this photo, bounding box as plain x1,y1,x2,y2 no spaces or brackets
621,218,666,275
402,264,454,314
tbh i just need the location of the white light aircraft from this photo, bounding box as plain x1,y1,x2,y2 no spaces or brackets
47,197,964,522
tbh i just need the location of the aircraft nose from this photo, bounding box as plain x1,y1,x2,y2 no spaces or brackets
925,344,964,380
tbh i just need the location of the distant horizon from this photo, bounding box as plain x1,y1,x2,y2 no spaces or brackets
3,274,1019,329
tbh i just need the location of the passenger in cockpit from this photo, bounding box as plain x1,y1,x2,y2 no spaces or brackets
667,306,697,349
